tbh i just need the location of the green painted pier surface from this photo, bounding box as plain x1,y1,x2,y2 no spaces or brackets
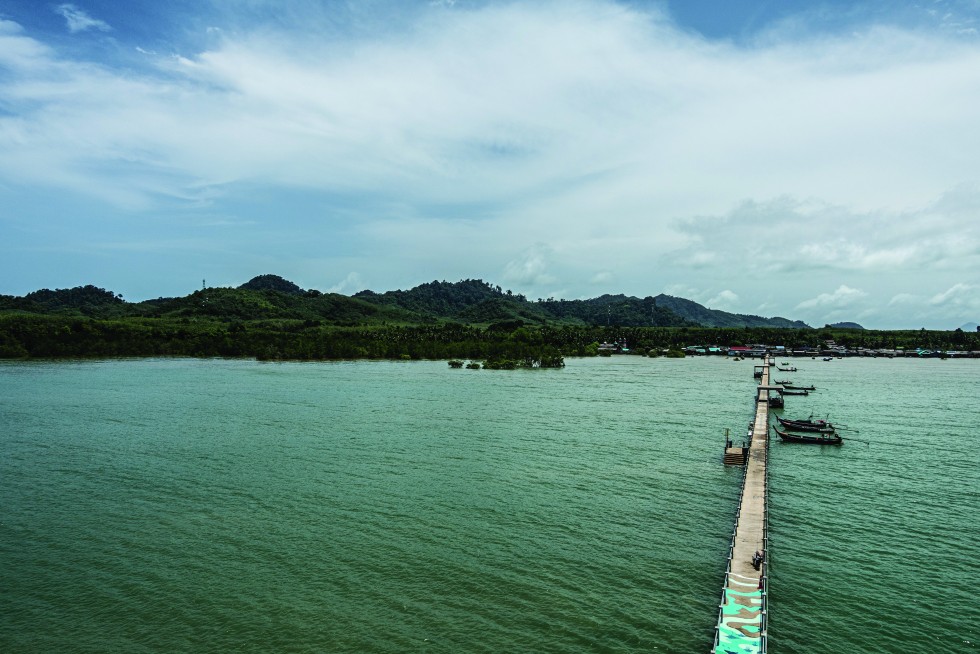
713,360,769,654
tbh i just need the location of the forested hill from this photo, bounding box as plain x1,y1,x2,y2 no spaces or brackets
353,280,694,326
354,279,518,317
0,279,415,325
5,275,979,362
532,294,695,328
651,294,810,329
9,285,126,315
353,280,807,328
1,275,809,328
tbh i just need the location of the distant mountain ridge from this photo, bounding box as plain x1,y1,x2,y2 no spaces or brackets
649,294,809,329
353,279,810,328
355,279,511,317
2,275,815,328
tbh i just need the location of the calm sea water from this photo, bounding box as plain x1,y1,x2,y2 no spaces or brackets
0,356,977,653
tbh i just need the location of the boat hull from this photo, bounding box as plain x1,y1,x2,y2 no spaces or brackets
772,425,842,445
776,415,835,433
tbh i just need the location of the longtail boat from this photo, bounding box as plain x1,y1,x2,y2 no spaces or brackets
777,366,798,372
783,384,816,391
773,425,842,445
779,389,808,396
775,415,836,433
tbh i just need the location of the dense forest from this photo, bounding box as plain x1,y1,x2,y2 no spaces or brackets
1,277,977,362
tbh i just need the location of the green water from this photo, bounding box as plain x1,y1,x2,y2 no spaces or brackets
0,356,977,652
766,357,980,653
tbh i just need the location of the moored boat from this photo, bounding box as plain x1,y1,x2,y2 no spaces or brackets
777,366,798,372
772,425,842,445
775,415,836,432
783,384,816,391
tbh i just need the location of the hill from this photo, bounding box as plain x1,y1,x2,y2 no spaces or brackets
829,322,864,330
651,294,810,328
5,276,980,361
2,283,417,325
9,285,128,318
238,274,305,295
2,276,810,328
534,294,695,327
354,279,525,318
136,287,417,324
353,280,693,326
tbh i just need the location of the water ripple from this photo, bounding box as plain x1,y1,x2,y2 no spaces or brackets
2,357,976,652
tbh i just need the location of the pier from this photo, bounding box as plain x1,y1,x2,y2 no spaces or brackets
713,358,771,654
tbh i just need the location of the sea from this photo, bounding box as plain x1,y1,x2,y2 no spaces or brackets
1,356,977,653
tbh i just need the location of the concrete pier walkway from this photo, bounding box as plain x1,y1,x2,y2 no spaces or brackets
713,359,770,654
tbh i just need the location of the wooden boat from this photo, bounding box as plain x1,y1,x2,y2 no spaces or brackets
777,366,798,372
778,415,832,428
783,384,816,391
775,415,835,433
779,389,808,396
773,425,842,445
773,379,792,385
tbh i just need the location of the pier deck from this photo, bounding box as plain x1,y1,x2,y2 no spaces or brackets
713,360,770,654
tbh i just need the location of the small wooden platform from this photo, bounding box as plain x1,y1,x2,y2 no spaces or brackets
723,446,748,465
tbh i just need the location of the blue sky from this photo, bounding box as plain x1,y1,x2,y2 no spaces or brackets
2,0,979,329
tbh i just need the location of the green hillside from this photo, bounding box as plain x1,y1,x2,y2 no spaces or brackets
2,274,978,361
652,294,810,328
353,280,694,327
0,277,813,328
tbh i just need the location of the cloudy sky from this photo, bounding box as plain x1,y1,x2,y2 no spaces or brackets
1,0,979,329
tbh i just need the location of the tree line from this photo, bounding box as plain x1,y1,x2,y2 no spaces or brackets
1,314,977,361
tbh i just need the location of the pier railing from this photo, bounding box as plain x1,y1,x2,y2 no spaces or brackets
760,408,769,653
711,358,770,654
712,458,748,652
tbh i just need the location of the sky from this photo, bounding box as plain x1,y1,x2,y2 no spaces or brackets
2,0,980,329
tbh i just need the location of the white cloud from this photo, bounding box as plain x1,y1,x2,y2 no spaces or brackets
55,4,111,33
4,2,977,215
663,284,704,300
708,290,739,309
3,2,980,327
876,285,979,328
329,272,367,295
673,192,980,277
929,282,976,306
888,292,918,306
502,244,557,287
796,285,868,310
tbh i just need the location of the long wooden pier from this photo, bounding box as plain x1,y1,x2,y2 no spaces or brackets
712,358,770,653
